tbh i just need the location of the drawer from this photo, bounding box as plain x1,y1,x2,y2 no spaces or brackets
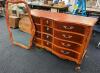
54,21,85,34
54,30,84,44
43,34,52,42
35,25,41,32
43,26,53,35
32,16,40,24
54,38,81,52
42,18,52,27
53,45,79,59
43,41,52,48
33,37,42,45
35,31,41,38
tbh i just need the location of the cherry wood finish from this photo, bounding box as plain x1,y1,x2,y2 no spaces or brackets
31,10,97,65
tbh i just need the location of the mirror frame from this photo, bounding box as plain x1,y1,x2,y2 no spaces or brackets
5,0,36,49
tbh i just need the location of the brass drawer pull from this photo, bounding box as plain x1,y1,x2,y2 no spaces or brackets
62,34,72,39
61,50,70,55
61,42,71,47
47,42,49,45
46,35,49,39
46,27,50,31
63,26,74,30
46,20,49,24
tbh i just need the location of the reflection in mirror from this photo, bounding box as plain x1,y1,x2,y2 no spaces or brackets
6,1,35,49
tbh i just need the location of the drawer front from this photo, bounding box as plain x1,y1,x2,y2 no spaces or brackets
54,30,84,44
33,37,42,45
43,26,53,35
54,21,85,34
35,25,41,32
42,18,52,27
42,34,52,42
53,45,79,59
35,31,41,38
54,38,81,52
43,41,52,48
32,16,40,24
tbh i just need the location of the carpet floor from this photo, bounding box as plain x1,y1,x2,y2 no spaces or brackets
0,17,100,73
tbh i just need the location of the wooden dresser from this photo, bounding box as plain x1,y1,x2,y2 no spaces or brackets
31,10,97,67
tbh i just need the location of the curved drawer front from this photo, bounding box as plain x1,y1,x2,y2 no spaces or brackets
32,16,40,24
54,21,85,34
54,38,81,52
35,25,41,32
53,45,79,59
35,31,41,38
43,40,52,48
43,26,53,35
33,37,42,45
43,34,52,42
54,30,84,44
42,18,52,27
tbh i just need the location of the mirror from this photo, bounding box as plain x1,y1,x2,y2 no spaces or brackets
5,0,35,49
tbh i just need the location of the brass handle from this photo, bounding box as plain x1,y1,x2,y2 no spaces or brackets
61,42,71,47
46,20,49,24
61,50,70,55
62,34,72,39
46,35,49,39
47,42,49,45
46,27,49,31
63,26,74,30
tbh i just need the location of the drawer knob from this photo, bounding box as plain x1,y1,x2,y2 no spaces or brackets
61,50,70,55
61,42,71,47
63,26,74,30
62,34,72,39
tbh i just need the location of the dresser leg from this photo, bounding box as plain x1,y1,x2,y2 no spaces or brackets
96,42,100,49
75,64,81,72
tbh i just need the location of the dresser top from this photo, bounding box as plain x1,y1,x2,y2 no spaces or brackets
31,9,97,26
